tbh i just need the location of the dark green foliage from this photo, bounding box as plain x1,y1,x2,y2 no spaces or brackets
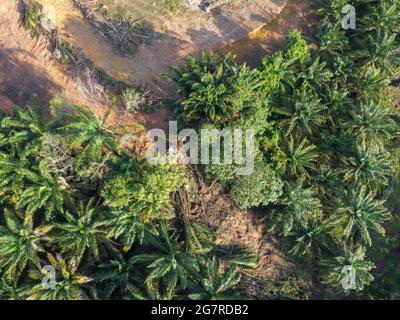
169,52,261,125
171,0,400,297
0,105,246,300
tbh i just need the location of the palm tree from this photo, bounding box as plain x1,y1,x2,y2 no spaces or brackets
0,106,45,156
127,280,175,300
359,1,400,34
353,31,400,75
56,105,120,169
316,166,342,197
344,100,396,146
129,221,199,295
52,198,107,265
321,246,375,293
95,252,136,299
327,186,390,246
0,152,37,205
289,220,329,259
321,84,351,113
16,161,65,221
27,254,92,300
103,204,156,252
341,144,394,191
269,183,322,237
0,209,53,282
320,129,355,160
355,66,391,99
298,57,333,89
280,135,318,180
0,279,30,300
169,52,260,124
260,51,296,94
274,84,327,137
315,23,349,57
187,256,241,300
183,220,215,255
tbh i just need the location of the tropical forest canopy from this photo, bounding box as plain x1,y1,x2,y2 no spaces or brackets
0,0,399,299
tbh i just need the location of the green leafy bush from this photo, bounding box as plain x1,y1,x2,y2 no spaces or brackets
230,162,283,209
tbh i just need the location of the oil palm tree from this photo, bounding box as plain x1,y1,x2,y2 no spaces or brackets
353,31,400,75
289,220,329,259
16,161,65,221
52,198,107,265
0,209,53,282
315,23,349,57
355,66,391,99
298,57,333,90
56,105,120,169
280,135,318,181
321,246,375,293
327,186,390,246
344,100,396,146
341,144,394,191
169,52,260,124
0,106,45,156
0,279,30,300
269,184,323,237
129,221,199,295
359,0,400,34
0,152,37,205
274,84,328,137
27,254,92,300
103,203,157,252
95,252,136,299
321,129,355,160
187,256,241,300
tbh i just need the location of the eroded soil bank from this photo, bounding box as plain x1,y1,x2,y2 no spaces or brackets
36,0,286,91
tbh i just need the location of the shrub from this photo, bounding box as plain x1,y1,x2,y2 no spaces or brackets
122,88,146,114
230,162,283,209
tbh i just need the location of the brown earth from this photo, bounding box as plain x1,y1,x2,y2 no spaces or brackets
219,0,312,67
36,0,286,92
0,0,84,113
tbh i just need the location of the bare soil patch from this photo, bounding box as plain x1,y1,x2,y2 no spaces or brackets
35,0,286,92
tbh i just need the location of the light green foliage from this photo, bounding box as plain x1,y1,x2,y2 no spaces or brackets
284,30,311,66
122,88,146,113
101,164,187,220
322,246,375,293
187,256,242,300
230,162,283,209
0,209,52,282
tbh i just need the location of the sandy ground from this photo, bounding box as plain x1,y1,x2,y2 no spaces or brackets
36,0,286,92
0,0,85,114
219,0,312,66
